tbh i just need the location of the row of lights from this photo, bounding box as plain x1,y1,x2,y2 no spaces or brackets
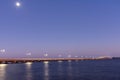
26,53,96,58
0,49,97,58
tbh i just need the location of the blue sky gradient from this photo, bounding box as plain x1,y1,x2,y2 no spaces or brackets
0,0,120,57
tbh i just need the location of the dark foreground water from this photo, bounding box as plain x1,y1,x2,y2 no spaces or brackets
0,60,120,80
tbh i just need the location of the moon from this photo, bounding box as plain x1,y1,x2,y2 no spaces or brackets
16,2,21,7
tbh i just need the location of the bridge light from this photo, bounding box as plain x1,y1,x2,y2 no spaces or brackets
26,52,31,56
0,49,6,53
58,54,62,58
68,55,71,58
75,56,78,58
44,54,48,57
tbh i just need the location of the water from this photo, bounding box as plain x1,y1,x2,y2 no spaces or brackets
0,60,120,80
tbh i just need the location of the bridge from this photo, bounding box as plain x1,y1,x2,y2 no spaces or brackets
0,57,112,64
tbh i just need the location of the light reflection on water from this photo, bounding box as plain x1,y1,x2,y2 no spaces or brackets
58,61,63,77
0,60,120,80
26,62,32,69
68,61,73,80
0,64,7,80
44,61,49,80
25,62,32,80
58,60,62,63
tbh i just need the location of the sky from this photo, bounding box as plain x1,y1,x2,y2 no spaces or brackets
0,0,120,58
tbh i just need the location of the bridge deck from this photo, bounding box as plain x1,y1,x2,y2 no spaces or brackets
0,58,112,64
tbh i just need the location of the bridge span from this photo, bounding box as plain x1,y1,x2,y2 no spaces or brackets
0,57,112,64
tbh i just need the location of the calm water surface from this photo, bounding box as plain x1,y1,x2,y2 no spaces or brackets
0,60,120,80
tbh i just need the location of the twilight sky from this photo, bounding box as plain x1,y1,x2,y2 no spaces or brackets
0,0,120,58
